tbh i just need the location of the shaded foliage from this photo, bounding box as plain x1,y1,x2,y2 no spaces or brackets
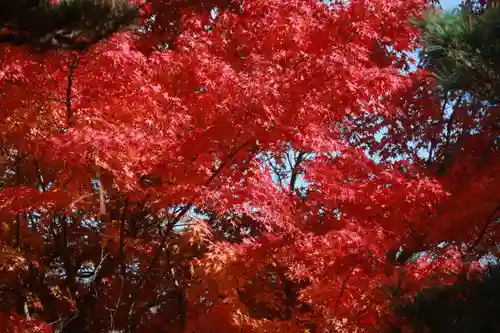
391,265,500,333
0,0,141,50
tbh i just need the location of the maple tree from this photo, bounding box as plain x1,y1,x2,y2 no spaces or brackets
0,0,498,332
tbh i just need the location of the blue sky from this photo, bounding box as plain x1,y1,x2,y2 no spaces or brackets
441,0,461,9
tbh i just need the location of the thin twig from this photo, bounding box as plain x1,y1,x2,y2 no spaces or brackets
15,155,22,251
119,198,129,276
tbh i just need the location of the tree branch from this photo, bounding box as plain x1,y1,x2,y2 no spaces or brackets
289,151,306,192
445,94,464,146
427,94,449,166
469,204,500,251
33,158,46,192
124,140,252,333
59,215,77,294
65,53,81,127
119,198,129,277
334,272,352,317
15,155,22,251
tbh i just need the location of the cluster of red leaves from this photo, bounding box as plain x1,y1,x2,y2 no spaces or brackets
0,0,498,333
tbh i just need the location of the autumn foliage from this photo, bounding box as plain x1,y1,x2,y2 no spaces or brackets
0,0,499,332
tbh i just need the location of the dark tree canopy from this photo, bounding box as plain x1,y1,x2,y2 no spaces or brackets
391,265,500,333
416,0,500,103
0,0,243,51
0,0,142,50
